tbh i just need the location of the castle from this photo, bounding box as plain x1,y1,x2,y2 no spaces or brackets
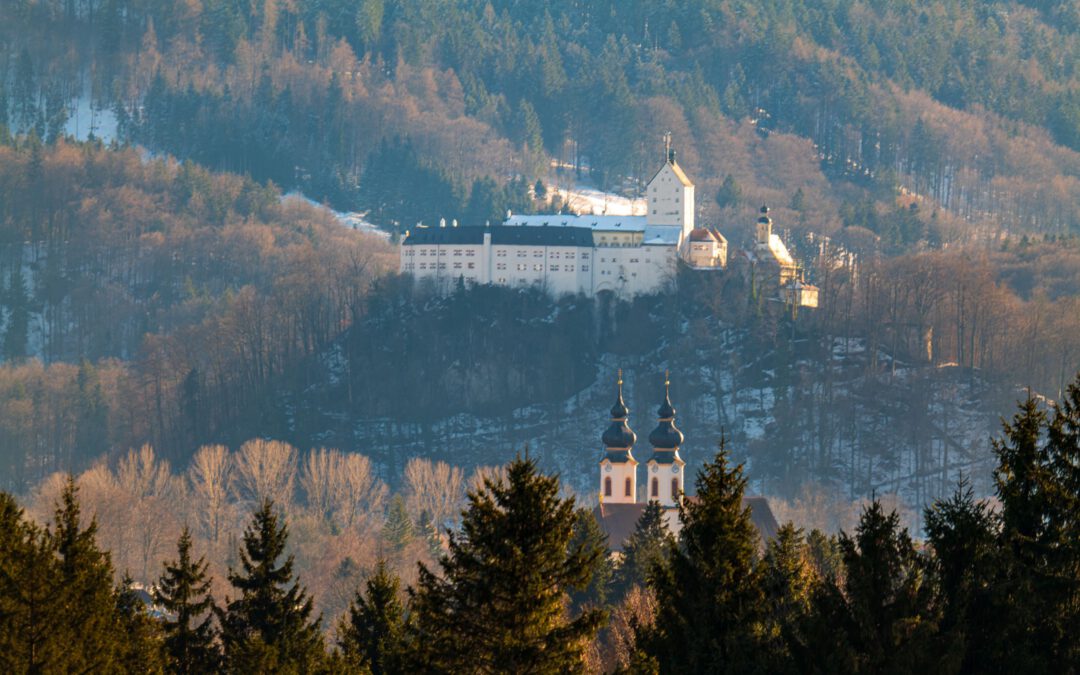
399,148,816,306
590,372,778,549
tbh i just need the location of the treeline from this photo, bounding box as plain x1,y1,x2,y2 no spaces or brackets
7,0,1080,245
4,378,1080,672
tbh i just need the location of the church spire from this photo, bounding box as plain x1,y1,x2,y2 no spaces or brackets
599,369,638,504
648,371,684,450
646,372,686,507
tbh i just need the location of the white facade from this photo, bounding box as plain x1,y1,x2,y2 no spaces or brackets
401,151,719,297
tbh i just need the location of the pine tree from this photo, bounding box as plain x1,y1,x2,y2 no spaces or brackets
3,266,30,362
1046,374,1080,666
923,477,998,672
0,492,66,673
640,439,764,673
797,501,937,674
714,174,741,209
612,500,672,601
50,476,124,672
337,560,405,675
759,523,817,673
155,527,221,674
116,573,166,673
408,455,606,673
568,508,613,609
219,499,325,673
382,494,414,553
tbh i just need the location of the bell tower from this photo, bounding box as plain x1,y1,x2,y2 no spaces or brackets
646,372,686,507
599,370,638,504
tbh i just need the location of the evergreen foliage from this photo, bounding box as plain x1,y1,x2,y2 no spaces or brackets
116,573,166,674
612,500,673,601
219,499,325,673
640,438,764,673
568,507,614,610
759,523,817,673
408,455,606,673
337,560,406,675
154,527,221,674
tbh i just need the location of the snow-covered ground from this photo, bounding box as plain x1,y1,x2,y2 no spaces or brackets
64,91,118,143
549,186,646,216
282,193,390,240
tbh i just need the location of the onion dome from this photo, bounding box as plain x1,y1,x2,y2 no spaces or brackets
603,370,637,449
758,205,772,226
649,374,684,449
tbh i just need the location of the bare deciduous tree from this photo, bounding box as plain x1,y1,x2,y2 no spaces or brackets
404,457,464,527
232,438,298,508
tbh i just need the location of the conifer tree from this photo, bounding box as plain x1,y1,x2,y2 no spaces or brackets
51,476,124,673
796,501,937,674
219,499,324,673
337,560,405,675
0,492,66,673
155,527,221,674
408,455,606,673
568,508,613,610
612,500,672,601
640,439,764,673
116,573,166,673
759,523,817,673
382,494,414,553
923,477,997,672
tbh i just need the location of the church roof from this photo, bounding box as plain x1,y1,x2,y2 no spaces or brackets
591,495,779,552
688,227,722,243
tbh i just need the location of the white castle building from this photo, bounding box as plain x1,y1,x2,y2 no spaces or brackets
400,149,728,298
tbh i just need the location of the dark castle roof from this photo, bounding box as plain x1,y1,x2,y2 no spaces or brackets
403,225,594,247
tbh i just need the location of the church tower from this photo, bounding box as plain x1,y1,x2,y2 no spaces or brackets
599,371,638,504
646,140,695,236
646,373,686,507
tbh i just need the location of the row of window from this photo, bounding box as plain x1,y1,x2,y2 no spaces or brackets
602,476,680,498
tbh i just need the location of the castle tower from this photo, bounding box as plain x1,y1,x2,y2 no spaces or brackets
646,373,686,507
646,145,695,236
599,371,638,504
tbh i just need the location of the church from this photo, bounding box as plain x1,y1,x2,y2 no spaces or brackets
591,372,778,550
400,148,729,298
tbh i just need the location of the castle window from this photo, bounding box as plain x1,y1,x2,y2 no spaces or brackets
438,263,446,270
533,264,542,271
497,250,507,257
465,250,475,257
567,265,574,271
672,478,680,500
651,478,659,498
566,252,575,259
582,265,589,272
419,250,427,257
467,263,475,269
625,477,632,497
453,262,462,269
604,477,612,497
496,263,506,270
517,251,526,258
453,249,462,256
550,265,559,271
581,253,589,260
534,251,543,258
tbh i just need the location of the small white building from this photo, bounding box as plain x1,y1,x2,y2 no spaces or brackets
400,149,725,298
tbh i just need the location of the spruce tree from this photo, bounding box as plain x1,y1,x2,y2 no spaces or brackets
612,500,672,601
568,508,613,609
923,477,997,672
0,492,66,673
219,499,325,673
382,494,414,553
116,573,166,673
51,476,124,673
797,501,937,674
759,523,817,674
155,527,221,674
408,455,606,673
640,439,764,674
337,560,405,675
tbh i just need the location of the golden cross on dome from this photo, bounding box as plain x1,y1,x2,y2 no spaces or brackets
617,368,623,387
665,369,671,395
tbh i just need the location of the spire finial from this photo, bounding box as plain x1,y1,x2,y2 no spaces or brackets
617,368,623,389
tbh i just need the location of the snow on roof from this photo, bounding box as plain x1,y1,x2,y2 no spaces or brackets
505,214,648,232
643,226,681,246
764,233,795,266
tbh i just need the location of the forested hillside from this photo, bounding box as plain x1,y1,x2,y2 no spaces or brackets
6,0,1080,251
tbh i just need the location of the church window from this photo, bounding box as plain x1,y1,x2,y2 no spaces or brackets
672,478,679,499
625,478,632,496
651,478,659,498
604,477,612,497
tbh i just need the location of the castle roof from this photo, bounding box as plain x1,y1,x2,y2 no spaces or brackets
688,227,726,243
647,154,693,188
403,225,594,247
505,214,647,232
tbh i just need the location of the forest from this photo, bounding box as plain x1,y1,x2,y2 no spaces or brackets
1,378,1079,673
